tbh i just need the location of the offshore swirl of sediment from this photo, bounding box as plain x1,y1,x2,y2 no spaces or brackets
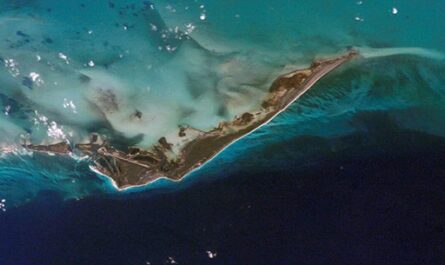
1,1,445,203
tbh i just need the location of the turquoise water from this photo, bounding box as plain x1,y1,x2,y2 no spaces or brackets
0,0,444,205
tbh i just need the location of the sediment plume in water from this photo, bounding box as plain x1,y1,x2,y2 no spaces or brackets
1,0,445,204
358,47,445,60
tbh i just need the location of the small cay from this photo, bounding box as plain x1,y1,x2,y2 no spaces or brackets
24,50,359,190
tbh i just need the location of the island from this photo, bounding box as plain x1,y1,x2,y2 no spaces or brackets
24,50,359,190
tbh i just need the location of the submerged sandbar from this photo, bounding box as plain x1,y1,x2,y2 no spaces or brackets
25,51,358,190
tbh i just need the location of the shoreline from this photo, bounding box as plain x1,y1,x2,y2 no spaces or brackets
24,50,359,191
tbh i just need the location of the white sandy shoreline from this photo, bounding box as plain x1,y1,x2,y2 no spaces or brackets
94,52,357,192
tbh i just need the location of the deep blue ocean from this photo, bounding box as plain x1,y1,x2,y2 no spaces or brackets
1,0,445,264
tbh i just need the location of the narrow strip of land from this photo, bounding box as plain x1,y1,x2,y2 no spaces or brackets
24,50,359,190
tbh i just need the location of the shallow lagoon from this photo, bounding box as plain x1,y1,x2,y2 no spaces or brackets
0,1,444,263
0,0,444,204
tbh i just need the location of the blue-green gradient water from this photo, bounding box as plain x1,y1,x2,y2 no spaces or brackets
0,1,444,264
1,0,444,205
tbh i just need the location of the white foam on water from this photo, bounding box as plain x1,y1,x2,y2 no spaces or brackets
0,198,6,212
